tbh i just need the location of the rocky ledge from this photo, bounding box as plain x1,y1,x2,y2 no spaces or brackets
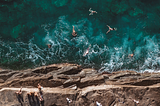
0,63,160,106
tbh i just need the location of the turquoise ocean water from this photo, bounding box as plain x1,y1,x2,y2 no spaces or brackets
0,0,160,72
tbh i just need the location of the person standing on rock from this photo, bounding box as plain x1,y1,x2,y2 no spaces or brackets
89,8,97,15
37,83,44,105
38,83,43,91
15,87,24,105
72,26,77,37
39,91,44,106
34,92,41,106
15,86,22,95
106,25,117,34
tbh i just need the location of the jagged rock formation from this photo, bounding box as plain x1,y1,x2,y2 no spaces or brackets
0,63,160,106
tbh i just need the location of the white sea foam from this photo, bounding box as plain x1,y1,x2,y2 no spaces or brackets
0,15,160,72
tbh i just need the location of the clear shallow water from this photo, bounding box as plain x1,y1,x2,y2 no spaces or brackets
0,0,160,71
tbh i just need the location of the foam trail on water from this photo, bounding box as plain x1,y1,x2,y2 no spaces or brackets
141,36,160,70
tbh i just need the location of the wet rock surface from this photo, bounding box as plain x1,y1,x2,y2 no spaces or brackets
0,63,160,106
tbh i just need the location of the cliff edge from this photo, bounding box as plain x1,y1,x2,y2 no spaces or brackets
0,63,160,106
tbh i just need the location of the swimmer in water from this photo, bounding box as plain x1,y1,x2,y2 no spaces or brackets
83,45,91,56
89,8,97,15
128,53,134,58
72,26,77,37
47,44,51,48
106,25,117,34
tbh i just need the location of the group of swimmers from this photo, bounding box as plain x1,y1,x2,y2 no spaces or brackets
48,8,116,56
72,8,116,37
47,8,134,57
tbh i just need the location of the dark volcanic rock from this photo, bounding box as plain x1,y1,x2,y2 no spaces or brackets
0,63,160,106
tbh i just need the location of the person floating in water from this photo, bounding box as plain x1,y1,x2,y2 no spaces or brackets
72,26,77,37
128,53,134,58
47,44,51,48
83,45,91,56
106,25,117,34
89,8,97,15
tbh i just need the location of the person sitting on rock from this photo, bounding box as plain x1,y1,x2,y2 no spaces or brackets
89,8,97,15
15,86,22,95
72,26,77,37
106,25,117,34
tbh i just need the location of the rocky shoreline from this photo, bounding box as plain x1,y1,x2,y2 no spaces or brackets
0,63,160,106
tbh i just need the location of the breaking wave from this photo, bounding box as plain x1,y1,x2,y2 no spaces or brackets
0,16,160,72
